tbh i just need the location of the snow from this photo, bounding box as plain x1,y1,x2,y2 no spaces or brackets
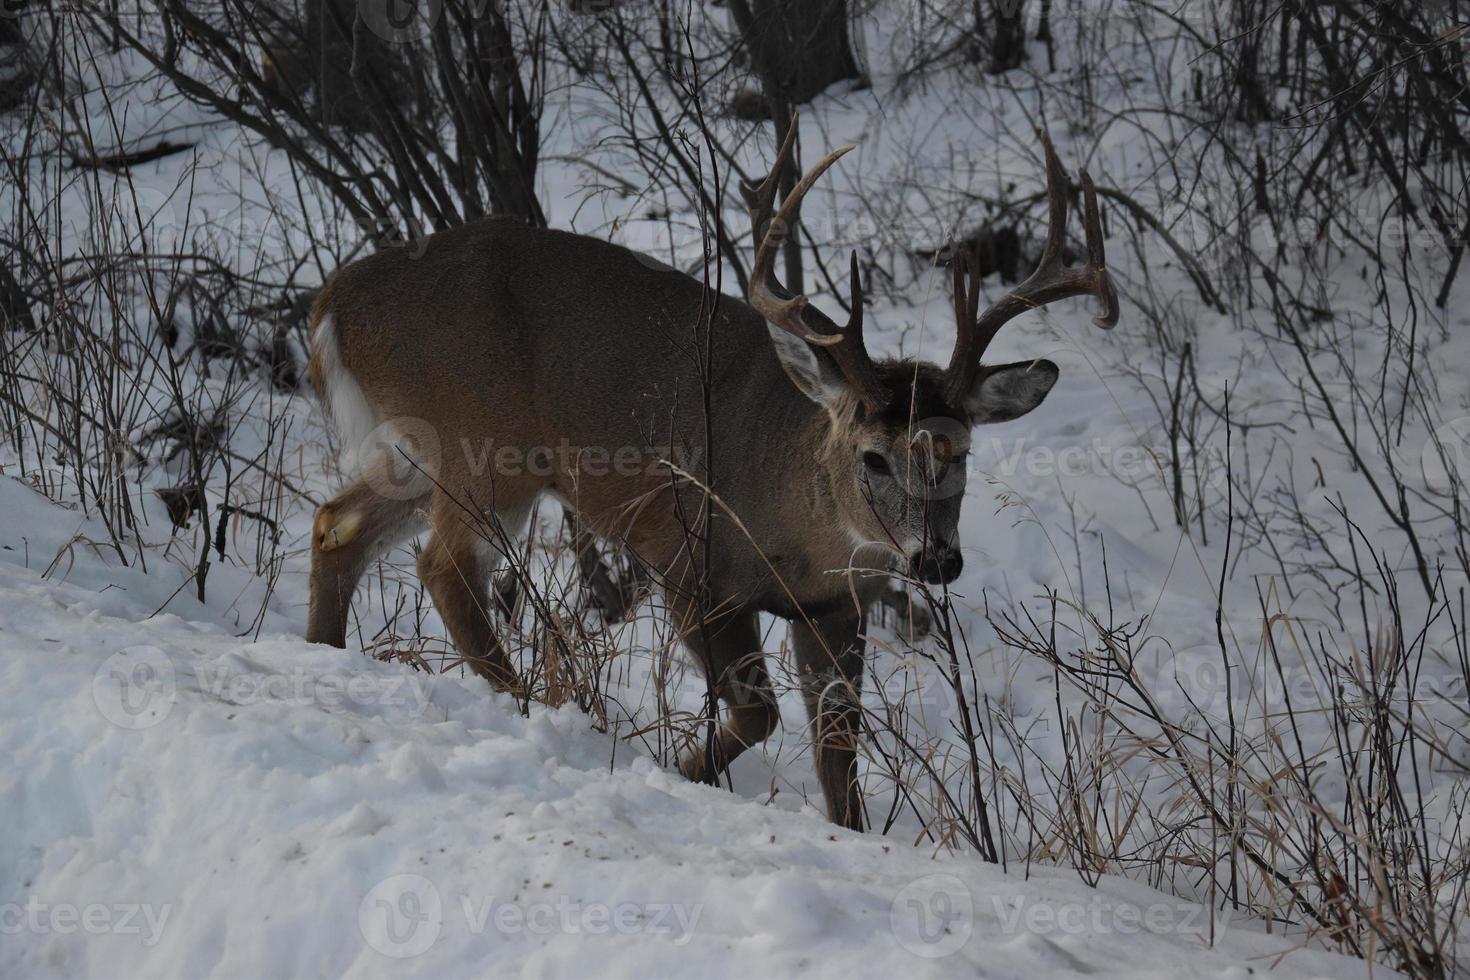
0,481,1370,978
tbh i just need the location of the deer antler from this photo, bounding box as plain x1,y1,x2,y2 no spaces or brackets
942,134,1119,407
741,113,886,409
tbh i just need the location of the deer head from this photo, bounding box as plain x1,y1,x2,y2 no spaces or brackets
742,116,1118,585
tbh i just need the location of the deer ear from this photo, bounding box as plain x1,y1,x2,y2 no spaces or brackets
767,323,849,408
965,359,1059,424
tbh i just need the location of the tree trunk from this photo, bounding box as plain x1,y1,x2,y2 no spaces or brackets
303,0,407,130
728,0,861,106
464,4,545,226
0,258,34,333
0,1,35,110
986,0,1029,74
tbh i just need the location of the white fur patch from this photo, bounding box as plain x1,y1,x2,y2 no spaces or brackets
845,528,910,566
767,323,847,408
312,312,380,477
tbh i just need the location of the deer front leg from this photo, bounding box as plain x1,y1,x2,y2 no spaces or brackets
673,608,780,785
791,612,866,831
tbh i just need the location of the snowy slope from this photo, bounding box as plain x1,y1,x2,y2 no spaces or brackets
0,480,1375,979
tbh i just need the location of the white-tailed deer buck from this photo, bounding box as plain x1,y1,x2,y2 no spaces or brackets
306,119,1117,830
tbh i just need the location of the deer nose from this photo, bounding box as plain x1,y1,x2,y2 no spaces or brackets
911,546,963,585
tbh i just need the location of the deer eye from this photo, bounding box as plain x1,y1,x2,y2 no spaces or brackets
862,451,891,476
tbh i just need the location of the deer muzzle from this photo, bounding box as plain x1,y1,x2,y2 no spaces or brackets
911,545,963,586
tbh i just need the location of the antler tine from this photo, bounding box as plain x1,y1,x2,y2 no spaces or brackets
738,116,800,266
942,133,1119,406
948,243,983,376
745,145,855,344
1032,133,1072,278
1077,167,1121,329
744,114,886,408
847,250,865,342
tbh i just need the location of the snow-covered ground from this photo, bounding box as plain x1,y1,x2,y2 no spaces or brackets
0,478,1374,978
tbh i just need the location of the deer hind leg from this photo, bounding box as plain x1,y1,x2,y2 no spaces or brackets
307,468,429,648
675,608,780,785
418,490,527,694
791,613,866,831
